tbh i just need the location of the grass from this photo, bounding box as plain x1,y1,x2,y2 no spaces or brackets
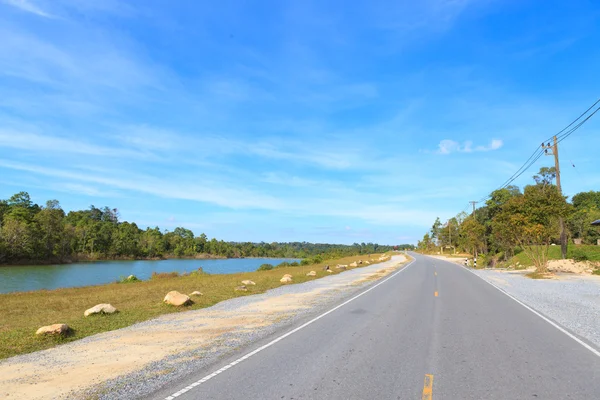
509,244,600,267
525,271,554,279
0,253,391,360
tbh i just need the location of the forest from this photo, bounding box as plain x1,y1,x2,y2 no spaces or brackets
417,168,600,272
0,192,413,264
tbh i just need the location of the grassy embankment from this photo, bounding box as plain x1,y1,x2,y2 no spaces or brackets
0,253,397,360
509,245,600,267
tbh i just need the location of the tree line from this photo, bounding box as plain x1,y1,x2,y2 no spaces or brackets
0,192,413,265
417,167,600,272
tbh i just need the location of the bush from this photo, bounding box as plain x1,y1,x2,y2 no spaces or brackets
312,255,324,264
257,263,274,271
151,271,179,279
276,262,291,268
300,259,311,266
118,275,140,283
572,249,589,262
290,261,299,267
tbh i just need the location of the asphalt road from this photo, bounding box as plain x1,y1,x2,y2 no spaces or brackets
149,253,600,399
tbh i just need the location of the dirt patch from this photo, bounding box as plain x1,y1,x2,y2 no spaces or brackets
547,259,598,275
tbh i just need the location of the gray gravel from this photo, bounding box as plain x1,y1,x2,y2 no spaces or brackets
472,269,600,348
77,256,408,400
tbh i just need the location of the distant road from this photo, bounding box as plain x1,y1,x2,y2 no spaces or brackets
149,253,600,399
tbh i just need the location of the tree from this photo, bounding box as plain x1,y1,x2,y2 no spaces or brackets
0,215,35,260
430,217,442,245
34,200,66,259
568,190,600,244
417,233,434,252
493,184,570,272
533,167,556,186
485,186,522,257
461,216,486,256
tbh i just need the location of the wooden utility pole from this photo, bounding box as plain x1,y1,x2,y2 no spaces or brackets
469,201,477,215
542,136,567,259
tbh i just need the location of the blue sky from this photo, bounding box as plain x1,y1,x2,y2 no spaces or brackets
1,0,599,245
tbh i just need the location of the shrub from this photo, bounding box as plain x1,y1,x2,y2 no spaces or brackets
300,259,311,266
572,249,589,262
276,262,291,268
257,263,274,271
118,275,140,283
151,271,179,280
290,261,299,267
312,255,324,264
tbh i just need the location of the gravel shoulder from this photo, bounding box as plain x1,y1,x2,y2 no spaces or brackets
0,255,409,400
471,268,600,349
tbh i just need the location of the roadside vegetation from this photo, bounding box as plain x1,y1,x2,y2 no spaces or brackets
0,253,397,360
0,192,414,265
417,167,600,274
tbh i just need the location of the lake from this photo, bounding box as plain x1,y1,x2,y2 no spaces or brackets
0,258,300,294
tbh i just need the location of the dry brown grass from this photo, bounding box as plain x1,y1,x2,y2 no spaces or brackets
0,253,388,360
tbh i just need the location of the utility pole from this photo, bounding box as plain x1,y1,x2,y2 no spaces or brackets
542,136,566,259
468,201,478,266
469,201,477,215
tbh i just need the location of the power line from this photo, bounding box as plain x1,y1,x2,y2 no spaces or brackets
545,98,600,143
466,98,600,213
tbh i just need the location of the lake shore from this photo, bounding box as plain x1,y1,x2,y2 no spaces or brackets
0,253,393,360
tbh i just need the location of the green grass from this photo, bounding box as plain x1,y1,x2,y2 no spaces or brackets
0,253,393,360
509,245,600,267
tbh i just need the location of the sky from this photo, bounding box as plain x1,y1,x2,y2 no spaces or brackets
1,0,599,245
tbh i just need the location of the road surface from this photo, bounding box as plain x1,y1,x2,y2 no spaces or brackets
148,253,600,399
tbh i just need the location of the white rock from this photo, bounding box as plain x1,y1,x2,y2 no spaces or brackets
241,280,256,286
280,276,293,283
163,291,192,306
84,303,117,317
327,269,333,273
36,324,70,336
190,291,203,296
306,271,317,276
349,262,358,267
234,285,248,292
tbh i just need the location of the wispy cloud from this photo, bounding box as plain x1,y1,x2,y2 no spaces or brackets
2,0,54,18
0,160,284,210
436,139,503,154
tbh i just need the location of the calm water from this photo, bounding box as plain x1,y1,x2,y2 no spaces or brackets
0,258,300,294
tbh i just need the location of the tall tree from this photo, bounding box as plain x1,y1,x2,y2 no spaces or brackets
493,184,570,272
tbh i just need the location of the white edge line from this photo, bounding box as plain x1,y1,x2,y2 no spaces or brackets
163,257,416,399
430,255,600,358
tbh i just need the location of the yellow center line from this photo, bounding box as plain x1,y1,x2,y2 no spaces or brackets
422,374,434,400
434,291,438,297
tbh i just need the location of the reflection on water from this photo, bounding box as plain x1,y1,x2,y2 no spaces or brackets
0,258,300,294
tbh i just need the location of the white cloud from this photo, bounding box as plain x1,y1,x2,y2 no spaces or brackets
0,160,284,210
436,138,503,154
2,0,54,18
